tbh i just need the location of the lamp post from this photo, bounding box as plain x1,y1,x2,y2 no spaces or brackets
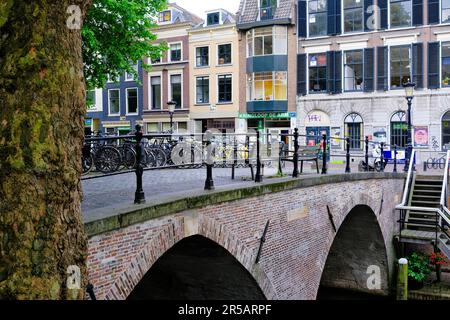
167,101,176,140
403,80,416,172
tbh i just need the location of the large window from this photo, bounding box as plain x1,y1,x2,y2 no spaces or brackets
150,76,161,110
390,0,412,28
246,26,287,57
308,53,327,93
170,74,182,109
196,47,209,67
443,111,450,150
247,72,287,101
443,0,450,23
218,74,232,103
196,76,209,104
343,0,363,33
390,111,408,148
308,0,327,37
86,90,96,110
170,43,182,62
108,89,120,115
344,50,364,91
442,42,450,87
207,12,220,26
390,45,411,89
218,44,232,65
344,113,363,150
126,88,138,114
159,10,171,23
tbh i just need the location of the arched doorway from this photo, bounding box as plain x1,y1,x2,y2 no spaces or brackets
344,113,363,150
390,111,408,149
127,235,266,300
317,205,391,300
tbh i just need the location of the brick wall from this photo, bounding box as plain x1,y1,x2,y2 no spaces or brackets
87,177,404,300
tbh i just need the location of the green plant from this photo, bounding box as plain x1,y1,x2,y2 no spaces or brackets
407,253,432,282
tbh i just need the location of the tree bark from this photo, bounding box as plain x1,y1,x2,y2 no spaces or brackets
0,0,92,299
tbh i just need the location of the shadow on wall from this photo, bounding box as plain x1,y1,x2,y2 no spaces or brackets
127,235,266,300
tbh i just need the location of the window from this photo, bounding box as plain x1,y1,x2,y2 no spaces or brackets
308,53,327,93
390,111,408,148
108,89,120,115
308,0,327,37
196,47,209,67
207,12,220,25
343,0,363,33
86,90,96,110
344,113,363,150
442,42,450,87
196,76,209,104
247,71,287,101
218,44,232,65
344,50,364,91
246,26,287,57
170,43,182,62
126,88,138,114
390,45,411,89
125,64,138,81
159,10,171,23
170,74,182,109
443,111,450,150
151,56,161,64
390,0,412,28
443,0,450,23
218,75,232,103
150,76,161,110
260,0,277,20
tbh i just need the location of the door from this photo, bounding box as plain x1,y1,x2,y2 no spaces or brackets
306,126,330,160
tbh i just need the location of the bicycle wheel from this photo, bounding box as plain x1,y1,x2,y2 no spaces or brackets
144,149,157,168
82,153,94,175
95,146,122,173
152,147,167,167
122,146,136,169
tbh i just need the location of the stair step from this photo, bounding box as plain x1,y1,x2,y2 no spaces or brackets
415,179,443,183
412,195,441,199
414,185,442,189
406,224,437,230
413,190,442,194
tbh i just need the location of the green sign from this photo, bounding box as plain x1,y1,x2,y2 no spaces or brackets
239,112,296,119
85,119,92,127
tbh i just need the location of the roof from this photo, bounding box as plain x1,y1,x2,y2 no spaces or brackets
237,0,295,27
161,2,204,27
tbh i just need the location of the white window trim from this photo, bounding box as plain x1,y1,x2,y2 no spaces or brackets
217,74,233,104
257,0,280,21
217,43,233,66
168,41,183,63
195,75,210,104
195,45,210,68
342,49,364,93
387,44,412,90
388,0,413,30
148,71,163,110
246,26,287,58
125,87,139,116
158,9,173,25
168,70,184,109
247,71,288,102
306,0,328,38
125,64,139,82
341,0,364,34
306,53,328,95
108,89,121,116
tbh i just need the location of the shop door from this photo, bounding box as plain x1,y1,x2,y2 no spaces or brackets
306,127,330,160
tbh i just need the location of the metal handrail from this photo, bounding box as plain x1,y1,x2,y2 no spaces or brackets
440,150,450,207
398,149,416,207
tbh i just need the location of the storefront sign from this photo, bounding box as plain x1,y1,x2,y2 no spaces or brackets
239,112,296,119
414,126,429,148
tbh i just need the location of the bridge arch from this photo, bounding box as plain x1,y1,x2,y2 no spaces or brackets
317,205,390,299
104,216,276,300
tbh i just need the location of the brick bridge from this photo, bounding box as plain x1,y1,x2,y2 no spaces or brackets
84,173,405,300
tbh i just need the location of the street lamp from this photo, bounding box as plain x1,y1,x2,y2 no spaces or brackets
167,101,176,139
403,80,416,172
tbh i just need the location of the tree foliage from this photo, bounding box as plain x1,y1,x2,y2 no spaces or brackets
82,0,168,90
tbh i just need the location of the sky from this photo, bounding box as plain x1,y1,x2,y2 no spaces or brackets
169,0,241,18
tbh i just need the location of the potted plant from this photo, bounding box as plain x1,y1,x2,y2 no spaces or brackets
429,251,448,282
407,252,431,290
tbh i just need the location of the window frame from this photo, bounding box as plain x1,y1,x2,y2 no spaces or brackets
168,42,183,63
307,52,328,94
217,74,233,104
207,12,221,26
344,113,364,150
388,0,413,29
342,0,364,34
390,111,408,148
149,73,163,110
168,72,183,109
388,44,412,90
443,0,450,24
125,63,139,82
217,43,232,65
246,71,288,102
307,0,328,38
343,49,364,92
246,26,287,58
196,76,210,104
195,46,210,68
442,41,450,87
108,89,121,116
159,10,172,23
125,87,139,115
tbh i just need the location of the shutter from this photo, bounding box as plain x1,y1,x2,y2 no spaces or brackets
428,0,440,25
297,54,307,95
412,0,423,26
327,51,335,93
378,0,388,30
298,0,307,37
377,46,388,91
364,48,374,92
364,0,374,31
412,43,423,89
327,0,336,35
428,42,440,89
335,0,341,35
334,51,342,93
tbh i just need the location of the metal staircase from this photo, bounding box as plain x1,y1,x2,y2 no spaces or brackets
396,150,450,259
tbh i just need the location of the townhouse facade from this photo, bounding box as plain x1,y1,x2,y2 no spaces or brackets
188,9,242,134
143,3,203,134
296,0,450,155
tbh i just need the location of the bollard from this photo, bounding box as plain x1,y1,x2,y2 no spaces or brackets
380,142,385,172
204,131,215,190
321,134,327,174
345,137,351,173
397,258,408,300
365,136,369,172
232,136,237,180
393,145,398,173
293,128,299,178
134,125,146,204
255,130,263,183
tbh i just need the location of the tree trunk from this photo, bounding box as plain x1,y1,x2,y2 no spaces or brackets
0,0,92,299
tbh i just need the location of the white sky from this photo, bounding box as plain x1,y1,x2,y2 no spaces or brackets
169,0,241,18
